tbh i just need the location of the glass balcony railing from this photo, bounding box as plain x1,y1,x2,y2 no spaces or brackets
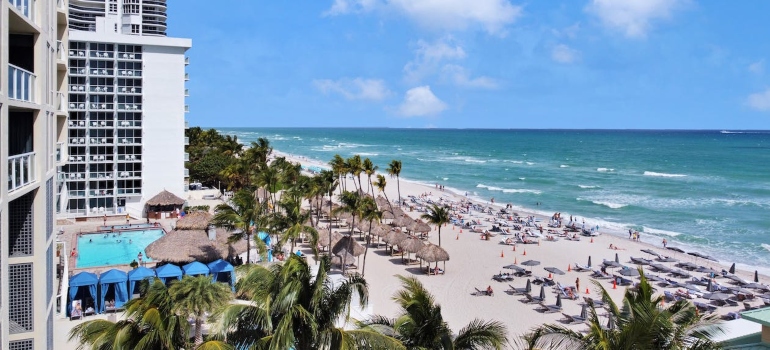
185,57,189,65
184,168,189,177
185,105,189,113
118,103,142,111
57,40,66,61
9,0,34,21
185,120,189,129
185,73,189,81
184,137,189,145
8,152,36,192
117,170,141,178
8,64,36,102
184,88,189,96
57,92,67,112
184,153,189,161
56,142,64,163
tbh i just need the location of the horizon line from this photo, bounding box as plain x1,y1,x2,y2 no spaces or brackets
197,126,770,132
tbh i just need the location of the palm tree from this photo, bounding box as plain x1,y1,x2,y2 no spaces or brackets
362,275,509,349
211,189,268,264
347,155,363,192
522,268,724,350
359,196,382,277
318,169,338,251
274,193,318,254
329,154,348,192
69,279,192,349
214,255,403,350
362,157,378,195
421,204,451,247
335,191,363,237
253,162,281,213
169,275,233,347
387,160,402,207
374,174,395,216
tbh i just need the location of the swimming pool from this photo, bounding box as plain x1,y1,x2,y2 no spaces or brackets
76,229,165,268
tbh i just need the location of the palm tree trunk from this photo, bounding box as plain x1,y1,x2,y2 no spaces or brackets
438,226,442,247
328,192,333,252
363,220,372,276
397,176,401,207
194,316,203,347
246,232,252,264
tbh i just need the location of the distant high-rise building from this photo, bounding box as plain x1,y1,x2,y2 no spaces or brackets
60,0,191,218
1,1,69,348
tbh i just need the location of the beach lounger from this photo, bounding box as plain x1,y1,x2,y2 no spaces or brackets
591,270,612,279
614,276,633,286
573,263,591,272
538,302,562,313
499,237,516,245
492,273,514,282
557,283,579,300
522,293,543,304
694,302,717,313
722,312,741,320
670,269,692,278
629,257,652,265
562,313,587,325
507,284,528,295
650,263,672,273
664,291,680,302
583,297,605,308
472,288,493,297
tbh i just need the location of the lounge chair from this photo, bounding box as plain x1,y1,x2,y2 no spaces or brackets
473,288,493,297
613,276,633,286
499,237,516,245
507,283,528,295
522,293,543,304
573,263,591,272
557,283,579,300
583,297,605,308
744,302,761,311
562,313,586,325
630,257,652,265
591,270,612,279
492,273,514,282
538,302,562,313
694,301,717,313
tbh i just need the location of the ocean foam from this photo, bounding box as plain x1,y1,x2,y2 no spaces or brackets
643,171,687,178
442,177,449,181
357,152,379,156
526,162,535,165
641,227,683,237
477,184,541,194
592,200,627,209
597,168,615,172
763,244,770,253
519,177,526,180
578,185,598,189
560,165,569,168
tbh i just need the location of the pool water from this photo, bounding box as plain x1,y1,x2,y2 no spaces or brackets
76,229,165,268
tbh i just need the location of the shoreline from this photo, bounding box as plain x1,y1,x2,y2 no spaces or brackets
274,150,770,278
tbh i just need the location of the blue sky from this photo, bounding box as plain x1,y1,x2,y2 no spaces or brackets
169,0,770,129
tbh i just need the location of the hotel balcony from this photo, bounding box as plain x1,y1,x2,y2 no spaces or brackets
185,105,189,113
185,56,189,65
57,40,68,70
117,154,141,161
89,102,114,110
184,153,189,161
184,137,189,145
184,168,189,177
185,88,189,97
118,69,141,77
185,73,189,81
118,86,141,94
57,92,68,113
8,152,36,193
9,0,35,22
185,120,189,129
56,142,65,164
8,64,36,103
118,103,142,111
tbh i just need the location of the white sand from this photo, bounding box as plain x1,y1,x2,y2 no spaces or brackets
281,151,767,339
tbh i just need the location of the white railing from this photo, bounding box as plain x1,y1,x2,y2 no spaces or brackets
8,152,36,192
57,40,66,61
184,153,189,161
8,64,36,102
184,88,189,97
184,168,189,177
9,0,34,21
185,120,189,129
184,137,189,145
185,73,189,81
57,92,67,112
185,105,189,113
185,56,189,65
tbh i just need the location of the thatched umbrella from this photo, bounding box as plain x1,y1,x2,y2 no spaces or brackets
175,211,212,230
407,219,432,236
331,253,357,268
393,214,414,229
146,190,186,215
145,228,247,264
383,230,408,254
317,229,342,248
398,237,425,264
332,236,365,257
416,243,450,275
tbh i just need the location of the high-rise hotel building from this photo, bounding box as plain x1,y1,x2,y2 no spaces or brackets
60,0,190,219
1,0,69,348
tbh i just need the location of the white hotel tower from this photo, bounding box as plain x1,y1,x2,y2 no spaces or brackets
60,0,190,218
2,0,68,348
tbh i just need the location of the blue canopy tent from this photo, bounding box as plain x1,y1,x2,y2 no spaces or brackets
208,259,236,291
68,272,98,317
182,261,210,277
154,264,183,285
98,269,128,313
127,266,156,297
258,231,272,262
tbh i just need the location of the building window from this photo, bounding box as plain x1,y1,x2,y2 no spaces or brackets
47,244,53,305
9,191,35,257
47,179,53,239
131,24,140,34
9,263,34,333
9,339,34,350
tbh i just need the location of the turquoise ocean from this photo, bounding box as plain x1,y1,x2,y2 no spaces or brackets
216,128,770,273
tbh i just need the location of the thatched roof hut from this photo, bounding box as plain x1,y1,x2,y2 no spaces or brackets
383,230,408,247
318,229,342,247
393,214,414,228
399,237,425,253
175,211,212,230
407,219,432,234
376,196,390,208
146,190,186,207
332,235,366,257
416,243,450,275
145,228,247,264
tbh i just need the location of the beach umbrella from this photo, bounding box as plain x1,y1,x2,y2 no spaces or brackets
525,279,532,293
331,253,356,267
707,279,713,292
399,237,426,264
646,274,665,283
729,263,736,275
679,262,698,270
703,292,731,302
603,260,622,268
615,253,619,263
724,274,748,285
656,256,678,263
383,230,408,247
580,304,588,319
332,235,365,257
392,214,414,228
521,260,540,267
744,283,768,291
696,266,719,275
317,229,342,248
587,256,592,267
545,267,565,275
539,284,546,301
556,293,562,308
145,227,247,263
407,219,432,234
755,270,759,283
416,244,449,263
641,249,660,257
503,264,525,273
619,268,640,277
650,263,671,272
667,246,685,253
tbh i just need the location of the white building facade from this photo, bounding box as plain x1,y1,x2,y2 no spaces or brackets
1,0,69,348
60,0,190,218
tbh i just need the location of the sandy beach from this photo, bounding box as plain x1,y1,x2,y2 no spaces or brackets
278,151,769,338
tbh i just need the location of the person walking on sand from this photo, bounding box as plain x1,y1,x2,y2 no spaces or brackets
662,238,668,248
575,277,580,293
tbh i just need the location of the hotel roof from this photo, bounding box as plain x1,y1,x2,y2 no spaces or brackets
742,308,770,327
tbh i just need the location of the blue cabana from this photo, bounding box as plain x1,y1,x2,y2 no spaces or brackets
208,259,236,291
182,261,210,277
68,272,98,317
127,266,156,297
258,231,273,262
98,269,128,313
154,264,182,284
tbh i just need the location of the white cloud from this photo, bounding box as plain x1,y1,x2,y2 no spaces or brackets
747,89,770,112
313,78,392,101
749,60,765,75
397,86,447,117
404,37,466,83
441,64,498,89
324,0,522,34
585,0,684,38
552,23,581,39
551,44,579,64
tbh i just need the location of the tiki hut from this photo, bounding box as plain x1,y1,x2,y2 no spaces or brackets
145,190,186,219
398,237,425,264
376,196,390,209
145,227,247,264
174,211,212,230
331,253,357,269
383,229,408,254
416,243,450,275
392,214,414,229
332,235,365,257
407,219,432,236
317,229,342,249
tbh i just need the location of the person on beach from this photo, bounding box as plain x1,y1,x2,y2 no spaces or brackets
662,238,668,248
575,278,580,293
629,229,633,239
486,285,494,296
